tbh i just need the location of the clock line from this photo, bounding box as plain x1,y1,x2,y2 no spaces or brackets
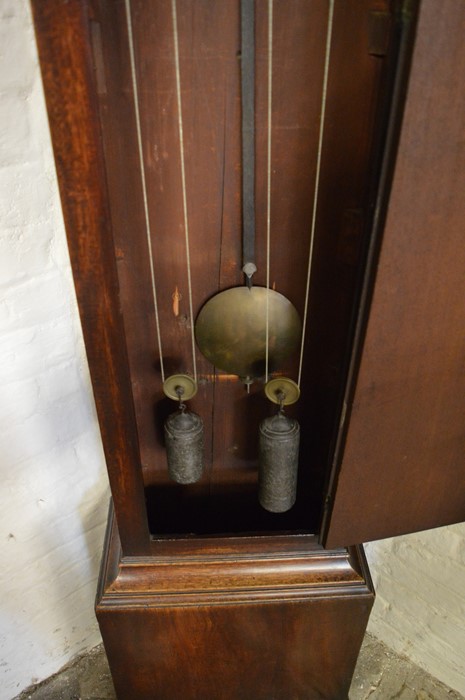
265,0,273,384
125,0,166,383
297,0,335,388
171,0,198,384
125,0,334,391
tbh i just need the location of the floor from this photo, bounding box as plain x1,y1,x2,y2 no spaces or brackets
14,634,464,700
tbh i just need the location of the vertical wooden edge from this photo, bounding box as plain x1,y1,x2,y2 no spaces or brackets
348,544,375,597
31,0,150,555
320,0,420,549
96,499,120,608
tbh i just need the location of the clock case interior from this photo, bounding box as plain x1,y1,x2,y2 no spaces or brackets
87,0,401,541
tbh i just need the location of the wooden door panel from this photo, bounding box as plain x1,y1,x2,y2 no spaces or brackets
324,0,465,547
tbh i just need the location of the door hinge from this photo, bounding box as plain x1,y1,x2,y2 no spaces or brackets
368,11,391,57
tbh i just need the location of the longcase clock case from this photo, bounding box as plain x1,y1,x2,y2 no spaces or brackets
32,1,465,698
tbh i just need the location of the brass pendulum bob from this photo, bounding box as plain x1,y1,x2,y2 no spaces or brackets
259,378,300,513
195,287,301,383
163,375,204,485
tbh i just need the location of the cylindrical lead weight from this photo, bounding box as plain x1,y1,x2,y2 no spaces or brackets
164,409,204,484
258,412,300,513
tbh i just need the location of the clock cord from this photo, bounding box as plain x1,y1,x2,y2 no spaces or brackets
125,0,165,383
265,0,273,384
125,0,199,386
264,1,335,391
297,0,335,388
260,2,334,513
171,0,198,384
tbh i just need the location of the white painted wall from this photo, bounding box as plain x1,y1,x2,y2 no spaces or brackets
1,1,465,699
366,528,465,696
0,1,109,698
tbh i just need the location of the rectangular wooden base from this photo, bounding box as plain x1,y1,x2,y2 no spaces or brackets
96,506,374,700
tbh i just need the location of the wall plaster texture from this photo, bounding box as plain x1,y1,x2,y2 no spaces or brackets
0,1,108,698
366,530,465,697
1,1,465,698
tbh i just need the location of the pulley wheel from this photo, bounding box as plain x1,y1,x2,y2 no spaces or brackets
163,374,198,402
264,377,300,406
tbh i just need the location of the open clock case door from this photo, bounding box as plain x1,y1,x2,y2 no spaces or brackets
323,0,465,548
32,0,465,554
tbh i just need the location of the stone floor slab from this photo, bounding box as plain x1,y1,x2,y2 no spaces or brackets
14,634,464,700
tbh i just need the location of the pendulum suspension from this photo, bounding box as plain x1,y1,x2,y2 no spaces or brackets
163,375,204,485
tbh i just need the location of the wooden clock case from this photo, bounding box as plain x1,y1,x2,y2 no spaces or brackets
32,1,465,698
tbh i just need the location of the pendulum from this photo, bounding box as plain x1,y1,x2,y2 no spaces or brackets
163,375,204,484
194,0,301,385
195,287,301,382
258,377,300,513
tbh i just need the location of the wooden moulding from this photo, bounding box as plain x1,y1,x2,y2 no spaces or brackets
96,504,374,700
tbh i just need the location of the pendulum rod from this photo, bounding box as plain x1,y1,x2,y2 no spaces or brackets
265,0,273,383
172,0,198,383
241,0,257,287
125,0,165,382
297,0,335,388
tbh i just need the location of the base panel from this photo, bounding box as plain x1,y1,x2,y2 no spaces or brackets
96,507,374,700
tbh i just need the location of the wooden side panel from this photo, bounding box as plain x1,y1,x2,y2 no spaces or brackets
100,601,369,700
325,0,465,547
31,0,150,555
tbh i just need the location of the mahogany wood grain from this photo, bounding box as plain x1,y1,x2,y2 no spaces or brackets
31,0,150,555
74,0,390,538
33,4,397,695
97,505,374,700
324,0,465,547
33,0,445,554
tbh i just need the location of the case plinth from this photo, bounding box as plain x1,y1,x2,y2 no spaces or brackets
97,505,374,700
